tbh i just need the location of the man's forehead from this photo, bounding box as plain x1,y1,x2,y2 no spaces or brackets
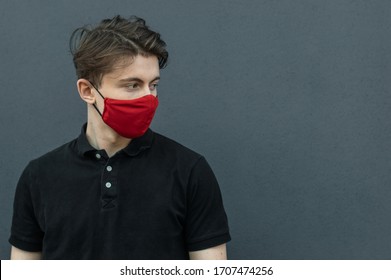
105,55,160,81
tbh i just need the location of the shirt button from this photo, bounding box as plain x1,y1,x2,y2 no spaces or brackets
95,153,101,159
106,166,112,172
105,182,112,188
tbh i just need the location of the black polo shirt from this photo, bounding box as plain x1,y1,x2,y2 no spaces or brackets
9,125,230,259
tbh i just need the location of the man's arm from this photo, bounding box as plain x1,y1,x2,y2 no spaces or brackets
10,246,42,260
189,243,227,260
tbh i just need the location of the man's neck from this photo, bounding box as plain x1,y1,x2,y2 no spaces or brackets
86,119,131,158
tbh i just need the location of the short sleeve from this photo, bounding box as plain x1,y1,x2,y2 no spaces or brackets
9,162,44,252
185,157,231,251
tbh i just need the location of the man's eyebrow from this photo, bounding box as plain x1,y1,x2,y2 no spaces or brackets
119,76,160,83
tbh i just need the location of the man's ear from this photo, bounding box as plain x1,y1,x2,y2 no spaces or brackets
77,79,95,104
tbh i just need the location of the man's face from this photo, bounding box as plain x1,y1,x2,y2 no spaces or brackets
97,54,160,100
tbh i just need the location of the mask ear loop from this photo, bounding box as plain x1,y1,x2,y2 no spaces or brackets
89,82,104,117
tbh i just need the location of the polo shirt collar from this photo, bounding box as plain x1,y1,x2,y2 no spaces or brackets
76,124,95,156
122,128,154,156
76,123,154,157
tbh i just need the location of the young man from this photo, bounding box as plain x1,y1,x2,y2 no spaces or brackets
9,15,230,260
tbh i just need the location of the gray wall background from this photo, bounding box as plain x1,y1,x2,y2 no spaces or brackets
1,0,390,259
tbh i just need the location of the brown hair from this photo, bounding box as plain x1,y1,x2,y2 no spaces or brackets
70,15,168,87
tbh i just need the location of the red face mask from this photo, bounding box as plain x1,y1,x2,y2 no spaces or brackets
91,84,159,139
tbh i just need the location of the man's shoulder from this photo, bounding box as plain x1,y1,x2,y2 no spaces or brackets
152,131,203,161
29,138,78,168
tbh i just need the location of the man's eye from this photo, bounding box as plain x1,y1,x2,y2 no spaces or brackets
150,84,158,90
127,83,139,89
